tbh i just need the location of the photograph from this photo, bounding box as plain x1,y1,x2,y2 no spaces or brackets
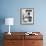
20,8,34,24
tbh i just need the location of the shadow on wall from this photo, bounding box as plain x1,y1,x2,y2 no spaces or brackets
0,16,5,32
0,33,4,46
0,16,5,46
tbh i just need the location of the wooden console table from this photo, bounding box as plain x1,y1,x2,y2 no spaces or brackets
4,32,43,46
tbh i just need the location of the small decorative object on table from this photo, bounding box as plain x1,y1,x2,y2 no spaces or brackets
25,32,38,35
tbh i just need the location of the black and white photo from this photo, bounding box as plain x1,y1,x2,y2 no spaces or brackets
20,8,34,24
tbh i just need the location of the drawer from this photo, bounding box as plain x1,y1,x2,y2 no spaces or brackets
24,40,43,46
25,35,43,40
4,35,24,40
4,40,16,46
4,40,24,46
32,40,43,46
4,40,16,45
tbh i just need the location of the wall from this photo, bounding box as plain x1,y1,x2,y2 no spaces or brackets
0,0,46,32
0,0,46,46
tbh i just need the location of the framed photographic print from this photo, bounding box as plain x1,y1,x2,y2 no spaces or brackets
20,8,34,25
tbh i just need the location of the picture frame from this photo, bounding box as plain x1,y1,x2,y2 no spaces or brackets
20,8,34,25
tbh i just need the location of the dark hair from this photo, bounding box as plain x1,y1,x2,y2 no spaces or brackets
26,10,32,12
28,12,30,15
